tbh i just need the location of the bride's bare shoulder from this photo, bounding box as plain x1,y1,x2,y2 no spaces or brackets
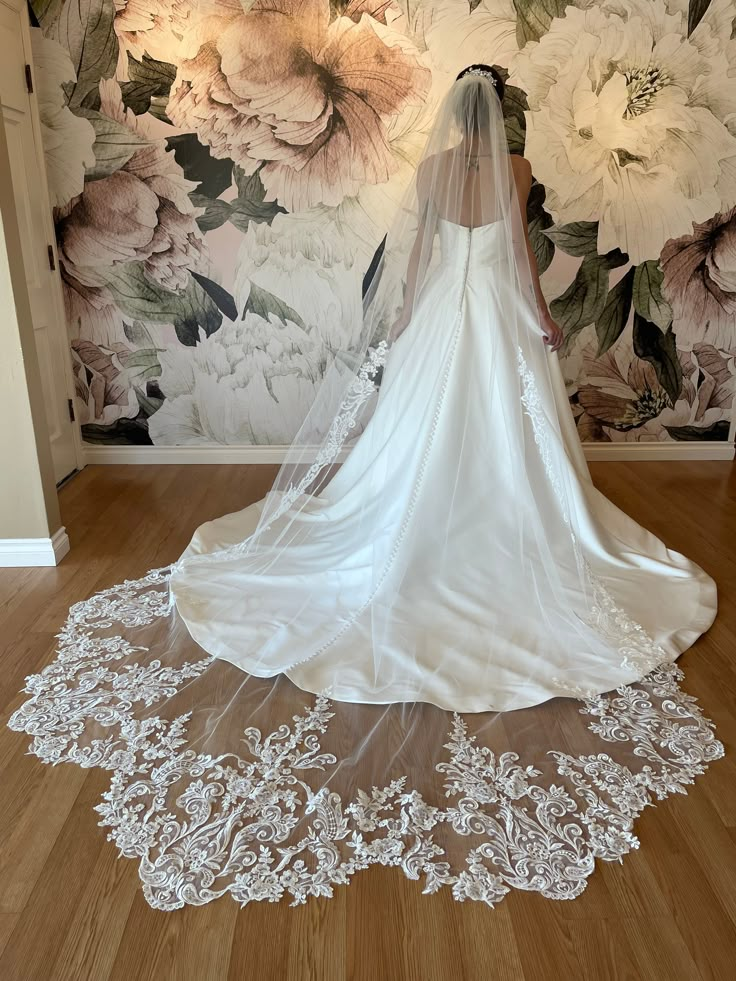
510,155,532,180
510,155,533,198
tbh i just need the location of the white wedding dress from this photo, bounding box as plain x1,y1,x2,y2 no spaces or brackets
170,216,716,712
8,73,723,912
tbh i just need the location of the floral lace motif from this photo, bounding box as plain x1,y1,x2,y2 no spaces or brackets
517,346,567,521
8,570,722,911
172,342,391,575
516,347,671,687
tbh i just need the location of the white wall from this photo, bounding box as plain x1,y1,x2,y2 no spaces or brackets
0,119,65,563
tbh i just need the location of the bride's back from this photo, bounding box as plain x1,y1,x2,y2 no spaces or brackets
420,145,522,230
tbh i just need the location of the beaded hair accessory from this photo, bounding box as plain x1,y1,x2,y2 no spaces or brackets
464,68,497,87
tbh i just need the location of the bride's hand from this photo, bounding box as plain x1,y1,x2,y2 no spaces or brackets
540,311,563,353
389,308,411,342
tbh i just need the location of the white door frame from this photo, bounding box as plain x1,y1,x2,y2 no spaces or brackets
3,0,84,480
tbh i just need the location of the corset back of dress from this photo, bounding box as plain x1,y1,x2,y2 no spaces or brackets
438,217,509,272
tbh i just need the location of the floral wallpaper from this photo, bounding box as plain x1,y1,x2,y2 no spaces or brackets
30,0,736,446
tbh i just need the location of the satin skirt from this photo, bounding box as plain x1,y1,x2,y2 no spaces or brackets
170,236,716,713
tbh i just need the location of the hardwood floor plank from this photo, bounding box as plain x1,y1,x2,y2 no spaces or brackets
0,461,733,980
0,771,110,979
111,891,238,981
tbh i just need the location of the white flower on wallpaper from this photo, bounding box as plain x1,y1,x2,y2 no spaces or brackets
234,214,365,354
148,312,326,445
30,31,95,208
512,0,736,264
412,0,520,77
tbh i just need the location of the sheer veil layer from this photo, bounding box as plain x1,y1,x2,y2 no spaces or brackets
8,71,721,911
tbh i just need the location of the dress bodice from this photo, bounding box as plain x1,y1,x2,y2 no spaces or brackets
437,217,509,271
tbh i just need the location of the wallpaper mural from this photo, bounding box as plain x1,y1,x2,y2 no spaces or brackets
29,0,736,447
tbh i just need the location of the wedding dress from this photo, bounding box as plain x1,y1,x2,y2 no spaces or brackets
170,213,715,712
8,70,722,911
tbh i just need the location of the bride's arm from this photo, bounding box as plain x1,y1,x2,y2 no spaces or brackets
389,162,434,340
512,157,563,352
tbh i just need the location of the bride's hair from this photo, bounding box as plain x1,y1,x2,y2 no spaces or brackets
453,64,504,139
456,64,505,102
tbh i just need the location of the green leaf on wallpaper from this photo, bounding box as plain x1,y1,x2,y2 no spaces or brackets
121,55,177,116
543,222,599,257
513,0,567,46
633,313,682,405
102,263,223,345
230,166,286,228
51,0,118,108
133,386,164,419
30,0,64,30
552,251,628,354
243,282,306,329
665,420,730,441
527,181,554,275
123,320,156,349
191,170,284,233
167,134,234,200
127,54,177,95
147,97,173,125
595,266,635,357
191,272,238,322
116,348,163,382
687,0,712,37
81,418,153,445
633,260,673,330
502,81,529,128
120,82,161,116
504,116,526,156
76,108,151,181
193,198,233,233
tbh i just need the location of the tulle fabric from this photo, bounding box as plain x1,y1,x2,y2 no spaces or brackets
7,73,721,911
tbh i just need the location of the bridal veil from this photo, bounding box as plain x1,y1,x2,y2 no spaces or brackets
9,70,720,910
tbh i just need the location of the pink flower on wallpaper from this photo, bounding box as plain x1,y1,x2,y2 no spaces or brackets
576,339,734,441
57,79,204,342
167,0,430,211
114,0,195,73
71,338,139,426
661,208,736,353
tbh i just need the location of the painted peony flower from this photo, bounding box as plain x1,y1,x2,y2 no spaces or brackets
511,0,736,264
113,0,196,75
577,337,673,433
56,79,204,344
234,210,365,357
661,207,736,353
148,312,328,445
577,338,734,440
413,0,519,78
167,0,430,211
30,31,95,208
70,338,140,425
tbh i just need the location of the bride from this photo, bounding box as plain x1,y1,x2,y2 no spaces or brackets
168,65,715,711
9,66,722,911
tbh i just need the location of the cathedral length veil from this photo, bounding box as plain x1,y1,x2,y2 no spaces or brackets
9,72,722,911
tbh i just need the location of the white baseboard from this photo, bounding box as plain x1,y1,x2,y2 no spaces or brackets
82,441,735,465
583,441,734,461
0,527,70,567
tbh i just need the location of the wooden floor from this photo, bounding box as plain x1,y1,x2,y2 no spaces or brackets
1,461,735,981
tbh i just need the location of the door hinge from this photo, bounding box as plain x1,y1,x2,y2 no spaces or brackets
25,64,33,93
67,398,75,423
47,245,56,271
